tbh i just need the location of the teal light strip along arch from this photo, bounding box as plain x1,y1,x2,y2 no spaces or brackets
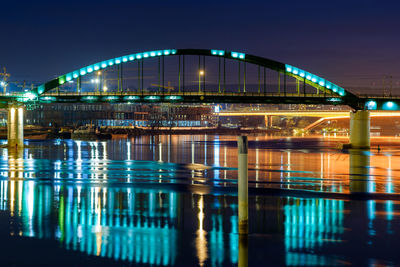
284,64,346,96
31,48,351,98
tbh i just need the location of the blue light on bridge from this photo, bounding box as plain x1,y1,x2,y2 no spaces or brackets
23,92,37,101
122,57,128,62
73,72,79,78
108,60,114,66
115,58,122,64
38,85,45,94
82,96,98,101
231,52,245,59
145,96,161,101
87,66,93,73
103,96,119,101
165,96,182,101
366,100,377,110
327,98,342,102
80,69,86,75
40,96,56,102
211,50,225,56
285,63,346,96
326,82,332,89
123,96,140,101
383,101,398,110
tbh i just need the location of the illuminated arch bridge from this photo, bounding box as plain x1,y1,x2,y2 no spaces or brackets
4,49,400,110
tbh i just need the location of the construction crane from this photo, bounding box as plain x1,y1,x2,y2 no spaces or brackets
0,67,10,94
150,81,174,93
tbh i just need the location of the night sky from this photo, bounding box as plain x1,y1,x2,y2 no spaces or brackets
1,0,400,92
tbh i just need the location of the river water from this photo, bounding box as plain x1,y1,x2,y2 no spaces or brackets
1,135,400,266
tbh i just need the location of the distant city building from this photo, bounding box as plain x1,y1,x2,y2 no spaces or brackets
24,103,217,127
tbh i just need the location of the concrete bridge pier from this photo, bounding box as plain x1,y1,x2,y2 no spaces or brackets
349,110,370,149
7,107,24,149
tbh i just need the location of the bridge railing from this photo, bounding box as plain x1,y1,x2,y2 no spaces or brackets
41,91,334,98
357,94,400,99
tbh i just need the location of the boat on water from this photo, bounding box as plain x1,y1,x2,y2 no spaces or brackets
71,126,111,141
25,133,48,140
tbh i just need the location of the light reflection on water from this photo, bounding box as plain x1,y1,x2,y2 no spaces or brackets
0,135,400,266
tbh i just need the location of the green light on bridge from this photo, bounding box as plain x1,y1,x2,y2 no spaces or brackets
52,49,179,94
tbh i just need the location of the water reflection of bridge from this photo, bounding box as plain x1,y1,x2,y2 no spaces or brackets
0,143,398,266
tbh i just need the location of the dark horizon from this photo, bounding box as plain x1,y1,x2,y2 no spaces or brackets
1,0,400,92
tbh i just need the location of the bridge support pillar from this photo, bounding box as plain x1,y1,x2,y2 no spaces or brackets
238,136,248,235
7,107,24,149
349,110,370,149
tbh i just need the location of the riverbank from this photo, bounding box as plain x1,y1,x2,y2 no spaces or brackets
0,126,280,140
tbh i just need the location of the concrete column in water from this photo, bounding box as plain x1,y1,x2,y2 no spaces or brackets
238,136,248,235
349,110,370,149
7,107,24,148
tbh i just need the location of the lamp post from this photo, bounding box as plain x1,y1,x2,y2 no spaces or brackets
97,71,102,92
199,70,204,93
